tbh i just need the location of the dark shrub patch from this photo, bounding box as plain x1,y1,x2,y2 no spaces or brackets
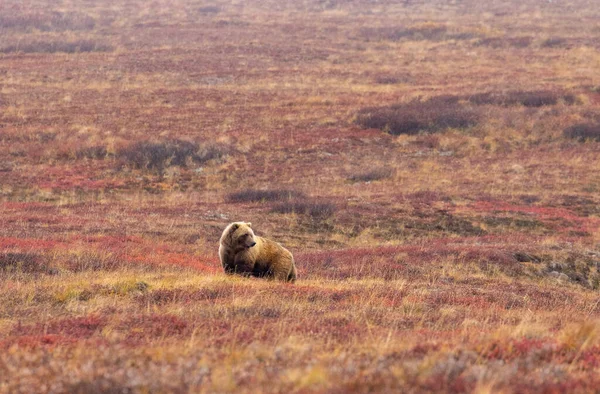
0,12,96,32
514,252,542,263
36,131,57,143
272,201,336,218
467,90,577,107
198,6,221,14
463,249,523,276
0,252,50,273
348,167,393,183
374,75,401,85
76,145,108,160
361,25,475,42
0,40,112,54
541,37,567,48
118,139,228,174
476,36,532,48
227,189,305,203
481,216,548,232
564,124,600,142
355,96,479,135
431,214,485,236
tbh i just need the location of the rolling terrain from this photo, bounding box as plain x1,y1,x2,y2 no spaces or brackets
1,0,600,392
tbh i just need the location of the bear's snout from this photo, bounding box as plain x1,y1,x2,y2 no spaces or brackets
249,242,257,247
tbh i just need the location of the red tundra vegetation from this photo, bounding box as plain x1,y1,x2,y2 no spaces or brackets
1,0,600,392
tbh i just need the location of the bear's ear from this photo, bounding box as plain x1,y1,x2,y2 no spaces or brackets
227,223,239,241
246,222,252,227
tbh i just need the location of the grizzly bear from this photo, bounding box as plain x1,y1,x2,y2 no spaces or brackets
219,222,297,282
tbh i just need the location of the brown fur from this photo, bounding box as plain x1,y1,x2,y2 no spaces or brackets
219,222,297,282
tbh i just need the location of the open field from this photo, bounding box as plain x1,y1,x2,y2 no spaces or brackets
1,0,600,392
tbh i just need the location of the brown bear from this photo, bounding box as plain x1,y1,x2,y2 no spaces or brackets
219,222,297,282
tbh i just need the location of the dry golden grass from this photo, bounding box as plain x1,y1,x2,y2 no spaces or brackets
1,0,600,392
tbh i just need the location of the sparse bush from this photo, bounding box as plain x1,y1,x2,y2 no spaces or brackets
198,6,221,14
355,96,479,135
271,201,336,218
467,90,577,107
0,12,96,32
0,40,112,54
62,250,122,272
564,123,600,142
0,252,49,273
404,212,485,237
361,24,475,42
348,167,393,183
414,134,441,149
514,252,542,263
476,36,532,48
481,215,548,232
108,280,149,296
374,75,400,85
541,37,567,48
118,139,229,174
389,25,448,41
76,145,108,160
227,189,305,203
36,131,57,143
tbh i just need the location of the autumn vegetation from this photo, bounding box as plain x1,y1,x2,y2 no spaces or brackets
1,0,600,392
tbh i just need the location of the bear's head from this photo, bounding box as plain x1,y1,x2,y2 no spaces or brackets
221,222,257,250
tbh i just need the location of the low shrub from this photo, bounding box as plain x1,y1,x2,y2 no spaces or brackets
0,12,95,32
563,123,600,142
0,252,49,273
227,189,305,203
271,201,336,218
198,6,221,14
374,75,402,85
541,37,567,48
118,139,228,174
467,90,577,107
361,24,475,42
357,90,578,135
348,167,394,182
355,96,479,135
76,145,108,160
476,36,532,48
0,40,112,54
